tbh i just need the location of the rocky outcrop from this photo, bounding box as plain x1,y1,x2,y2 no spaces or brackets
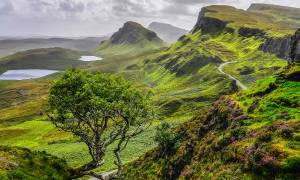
164,55,222,76
238,27,265,38
259,36,292,60
290,28,300,64
192,7,227,34
110,21,163,45
259,28,300,62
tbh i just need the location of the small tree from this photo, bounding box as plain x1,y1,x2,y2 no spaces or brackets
47,69,154,179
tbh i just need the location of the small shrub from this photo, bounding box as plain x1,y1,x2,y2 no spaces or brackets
293,134,300,141
154,122,178,155
282,156,300,173
256,132,272,144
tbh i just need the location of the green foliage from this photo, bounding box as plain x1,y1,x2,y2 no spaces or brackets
282,156,300,173
47,69,155,177
154,122,178,154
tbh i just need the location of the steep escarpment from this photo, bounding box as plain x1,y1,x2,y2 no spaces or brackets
95,21,165,57
290,28,300,63
191,5,300,61
259,36,292,60
192,7,228,34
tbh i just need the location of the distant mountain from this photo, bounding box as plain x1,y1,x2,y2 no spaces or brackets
148,22,188,43
0,36,107,58
95,21,165,57
0,47,86,73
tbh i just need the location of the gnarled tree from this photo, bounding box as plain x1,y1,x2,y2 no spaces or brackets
47,69,154,179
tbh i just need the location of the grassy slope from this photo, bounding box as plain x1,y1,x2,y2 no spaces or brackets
205,5,297,37
0,146,71,179
0,4,296,177
0,47,86,73
122,66,300,179
94,39,165,58
247,3,300,31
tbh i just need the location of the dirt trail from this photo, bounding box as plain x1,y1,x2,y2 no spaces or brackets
218,61,247,90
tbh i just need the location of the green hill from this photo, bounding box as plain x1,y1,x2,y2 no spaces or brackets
122,62,300,180
95,21,165,57
0,146,71,179
0,47,85,73
0,37,107,58
248,3,300,30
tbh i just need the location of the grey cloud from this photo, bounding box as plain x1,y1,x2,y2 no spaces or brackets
59,0,85,12
1,0,300,37
169,0,221,4
0,0,14,14
162,4,194,16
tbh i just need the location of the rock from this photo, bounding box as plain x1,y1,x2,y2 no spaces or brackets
290,28,300,64
259,36,292,60
164,54,222,76
238,27,266,38
192,7,227,34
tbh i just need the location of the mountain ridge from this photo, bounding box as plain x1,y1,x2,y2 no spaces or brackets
95,21,165,57
148,22,188,43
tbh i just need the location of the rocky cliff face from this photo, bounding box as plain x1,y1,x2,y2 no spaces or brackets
290,28,300,64
259,28,300,62
259,36,292,60
192,7,228,34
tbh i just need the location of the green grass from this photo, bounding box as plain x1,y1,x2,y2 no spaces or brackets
122,65,300,179
0,145,71,179
248,3,300,30
0,47,87,72
205,5,298,37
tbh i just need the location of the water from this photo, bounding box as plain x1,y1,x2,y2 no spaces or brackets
79,56,103,61
0,69,59,80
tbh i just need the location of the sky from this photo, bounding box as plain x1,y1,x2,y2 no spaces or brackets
1,0,300,37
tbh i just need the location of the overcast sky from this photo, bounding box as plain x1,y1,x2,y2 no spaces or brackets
1,0,300,37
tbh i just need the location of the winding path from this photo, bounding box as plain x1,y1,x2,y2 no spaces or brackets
218,61,247,90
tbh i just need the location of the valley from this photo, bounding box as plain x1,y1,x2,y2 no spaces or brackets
0,2,299,180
